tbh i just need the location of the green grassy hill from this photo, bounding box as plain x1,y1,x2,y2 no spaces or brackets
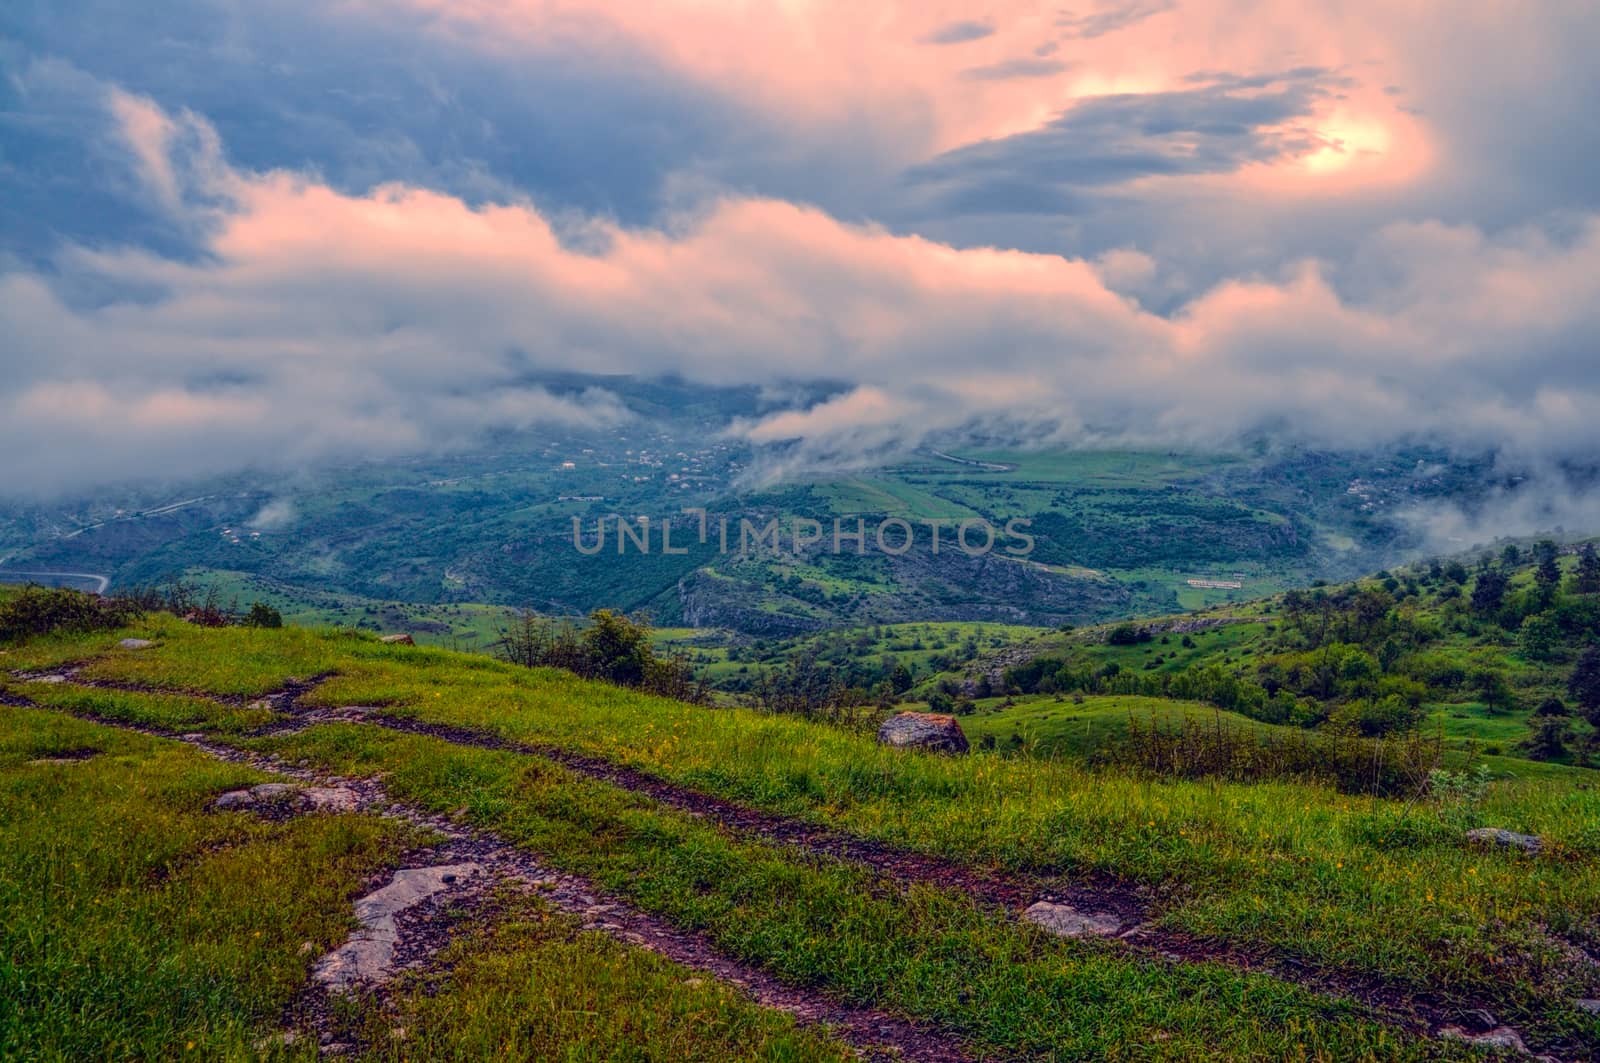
3,593,1599,1058
920,539,1600,779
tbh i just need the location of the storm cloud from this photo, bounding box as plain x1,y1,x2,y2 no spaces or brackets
1,1,1599,508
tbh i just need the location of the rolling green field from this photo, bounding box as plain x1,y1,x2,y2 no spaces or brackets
3,601,1598,1058
3,433,1496,638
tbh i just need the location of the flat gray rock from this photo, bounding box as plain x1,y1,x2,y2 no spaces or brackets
118,638,155,650
1465,828,1543,854
1023,900,1123,938
214,783,362,813
312,864,481,990
1439,1024,1528,1054
1576,999,1600,1015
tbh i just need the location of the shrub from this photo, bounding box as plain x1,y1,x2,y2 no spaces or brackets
1105,712,1442,796
495,608,703,703
244,602,283,628
1106,623,1148,646
0,586,143,643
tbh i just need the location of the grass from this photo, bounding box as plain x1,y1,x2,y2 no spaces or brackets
357,894,855,1062
0,704,416,1060
255,721,1442,1060
954,694,1276,756
16,681,282,734
0,702,866,1061
681,620,1046,687
11,617,1600,1052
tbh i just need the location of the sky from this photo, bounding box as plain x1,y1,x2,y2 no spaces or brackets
2,1,1599,496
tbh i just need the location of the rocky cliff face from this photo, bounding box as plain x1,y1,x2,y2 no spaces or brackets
677,571,827,638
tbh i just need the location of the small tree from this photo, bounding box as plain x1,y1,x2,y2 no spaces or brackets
580,609,652,686
1471,667,1516,715
1534,540,1562,589
1524,716,1571,762
244,602,282,628
1576,543,1600,595
888,662,913,694
1470,567,1508,616
1534,696,1569,717
1518,613,1559,662
1569,645,1600,722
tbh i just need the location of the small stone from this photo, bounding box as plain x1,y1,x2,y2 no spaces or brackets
118,638,154,650
378,634,415,645
876,711,970,754
1465,828,1543,854
1576,999,1600,1014
213,783,360,813
1023,900,1123,938
1439,1025,1529,1054
253,1031,297,1051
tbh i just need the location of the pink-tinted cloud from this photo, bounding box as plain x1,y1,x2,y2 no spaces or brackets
379,0,1441,193
6,91,1600,497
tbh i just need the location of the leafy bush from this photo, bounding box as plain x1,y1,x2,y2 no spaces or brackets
0,586,143,643
1106,623,1148,646
244,602,283,628
495,608,703,702
1427,764,1493,830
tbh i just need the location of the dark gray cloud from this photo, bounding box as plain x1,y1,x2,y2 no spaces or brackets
960,58,1072,81
0,0,779,261
1056,1,1177,40
907,70,1334,212
923,19,996,45
2,0,1600,526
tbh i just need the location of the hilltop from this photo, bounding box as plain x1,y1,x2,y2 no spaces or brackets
2,583,1599,1058
711,540,1600,784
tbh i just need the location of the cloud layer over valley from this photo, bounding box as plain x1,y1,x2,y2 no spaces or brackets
2,1,1598,498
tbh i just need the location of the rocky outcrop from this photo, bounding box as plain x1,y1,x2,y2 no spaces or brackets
877,712,969,754
1466,827,1543,854
677,571,826,638
379,633,415,645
